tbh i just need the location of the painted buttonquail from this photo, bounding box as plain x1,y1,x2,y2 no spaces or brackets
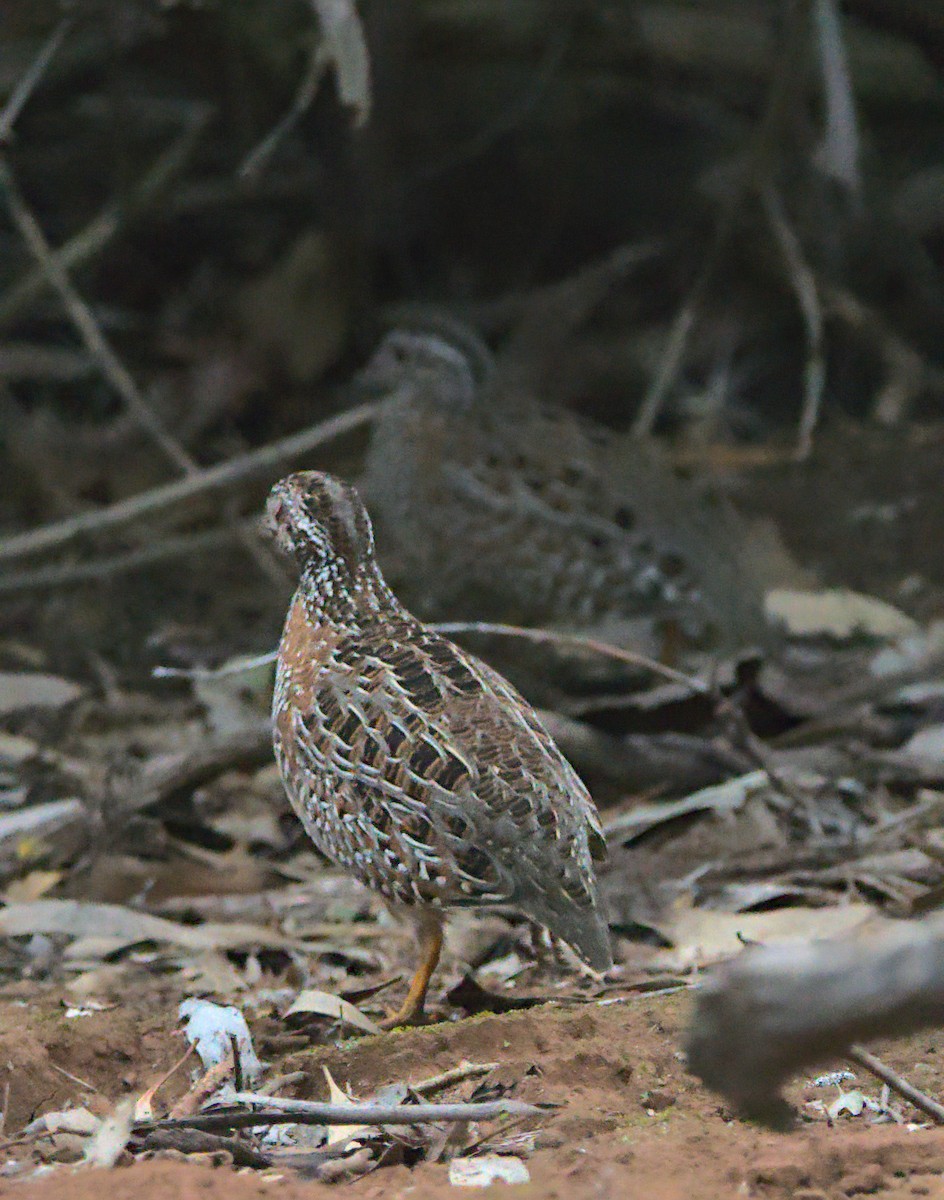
268,471,611,1026
361,327,768,659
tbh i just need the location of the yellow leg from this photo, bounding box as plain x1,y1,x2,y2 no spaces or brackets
381,911,444,1029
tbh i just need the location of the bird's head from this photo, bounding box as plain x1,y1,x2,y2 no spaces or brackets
356,326,492,411
266,471,375,571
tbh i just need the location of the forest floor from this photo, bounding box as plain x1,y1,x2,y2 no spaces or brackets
3,3,944,1193
3,422,944,1196
3,978,944,1200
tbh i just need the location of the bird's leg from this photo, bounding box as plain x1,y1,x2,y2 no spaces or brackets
381,909,444,1029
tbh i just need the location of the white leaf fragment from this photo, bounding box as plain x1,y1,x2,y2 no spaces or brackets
179,998,263,1082
0,672,83,715
449,1155,531,1187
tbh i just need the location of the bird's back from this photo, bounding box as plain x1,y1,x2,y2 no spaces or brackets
273,587,611,970
364,364,767,656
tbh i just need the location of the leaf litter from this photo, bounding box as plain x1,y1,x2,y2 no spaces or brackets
3,589,944,1186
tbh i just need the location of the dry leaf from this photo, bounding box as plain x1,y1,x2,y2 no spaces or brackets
0,898,302,952
3,868,63,902
82,1097,136,1168
285,988,381,1035
449,1155,531,1186
312,0,371,126
653,900,882,968
323,1066,369,1147
0,730,41,764
899,724,944,766
0,672,83,714
179,997,262,1080
604,770,770,841
134,1046,194,1123
765,588,918,639
827,1089,868,1119
23,1108,100,1137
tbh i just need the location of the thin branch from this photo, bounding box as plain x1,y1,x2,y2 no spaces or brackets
153,651,278,681
240,38,329,178
761,185,825,461
151,621,701,693
0,522,250,595
0,157,190,474
0,399,384,565
134,1097,546,1135
406,23,571,191
812,0,861,194
0,108,211,330
846,1044,944,1125
432,620,706,692
825,284,944,425
632,0,813,435
410,1062,499,1096
0,18,72,142
0,154,289,584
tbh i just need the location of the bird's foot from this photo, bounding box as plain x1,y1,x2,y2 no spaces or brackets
378,1001,435,1030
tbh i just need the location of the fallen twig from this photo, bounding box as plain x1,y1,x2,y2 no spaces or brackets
136,1096,547,1134
410,1062,500,1096
137,1127,271,1168
168,1054,235,1120
846,1044,944,1125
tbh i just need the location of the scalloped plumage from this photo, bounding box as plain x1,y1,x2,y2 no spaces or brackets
361,327,768,656
268,471,611,1023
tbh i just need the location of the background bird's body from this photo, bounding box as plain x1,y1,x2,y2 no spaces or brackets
362,329,768,658
269,472,611,1022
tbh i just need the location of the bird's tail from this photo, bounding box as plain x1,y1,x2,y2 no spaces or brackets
519,891,613,973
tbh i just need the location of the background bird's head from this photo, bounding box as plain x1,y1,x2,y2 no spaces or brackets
356,325,492,412
266,471,375,571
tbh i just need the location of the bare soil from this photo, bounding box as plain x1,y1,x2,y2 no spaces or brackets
2,981,944,1199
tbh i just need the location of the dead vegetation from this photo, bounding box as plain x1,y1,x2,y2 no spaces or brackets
1,1,944,1196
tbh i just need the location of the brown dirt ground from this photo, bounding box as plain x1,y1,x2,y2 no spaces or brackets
2,983,944,1199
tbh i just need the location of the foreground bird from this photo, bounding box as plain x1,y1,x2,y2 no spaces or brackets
268,470,611,1026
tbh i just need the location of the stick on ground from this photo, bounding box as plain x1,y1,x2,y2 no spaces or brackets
135,1096,547,1135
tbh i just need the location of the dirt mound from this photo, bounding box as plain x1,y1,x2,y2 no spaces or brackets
3,987,944,1200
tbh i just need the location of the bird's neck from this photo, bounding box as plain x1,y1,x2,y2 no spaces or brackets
298,554,400,626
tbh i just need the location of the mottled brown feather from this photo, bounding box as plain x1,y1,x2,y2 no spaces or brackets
269,471,612,971
361,328,768,655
